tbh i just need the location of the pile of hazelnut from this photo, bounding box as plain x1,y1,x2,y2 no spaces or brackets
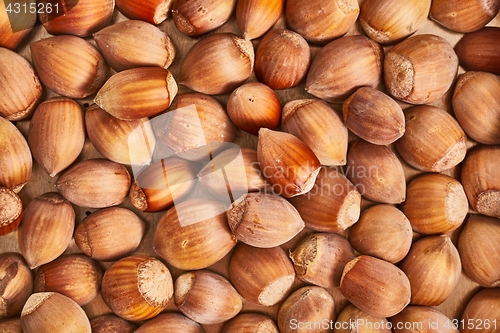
0,0,499,332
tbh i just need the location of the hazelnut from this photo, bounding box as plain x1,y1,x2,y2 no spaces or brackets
452,71,500,145
360,0,431,44
101,255,174,322
340,255,411,318
236,0,284,40
281,99,348,166
277,286,335,333
227,82,281,135
38,0,114,37
458,214,500,287
175,270,242,325
306,35,383,102
55,159,131,209
345,139,406,204
288,167,361,233
395,105,467,173
348,205,412,264
402,173,469,235
257,128,321,198
460,144,500,217
178,33,254,95
20,292,91,333
93,20,175,72
74,207,145,261
384,34,458,104
0,253,33,318
28,97,85,177
289,232,356,288
228,243,295,306
227,192,305,248
33,254,102,306
454,27,500,75
399,236,462,306
154,199,237,270
17,193,75,269
171,0,237,37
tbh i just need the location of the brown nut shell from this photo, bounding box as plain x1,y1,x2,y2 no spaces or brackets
0,253,33,318
55,159,131,208
0,117,32,192
178,33,254,95
343,87,405,145
38,0,114,37
460,144,500,217
345,139,406,204
384,34,458,105
30,35,106,99
254,29,310,90
340,255,411,318
85,104,156,166
228,243,295,307
395,105,467,172
289,232,355,288
28,97,85,177
33,254,102,306
90,314,137,333
101,255,174,322
172,0,237,37
281,99,348,166
20,292,91,333
153,199,237,270
452,71,500,145
454,27,500,75
288,167,361,233
135,313,204,333
94,67,178,120
227,82,281,135
221,313,278,333
458,214,500,287
285,0,359,44
236,0,284,40
460,288,500,333
17,192,75,269
360,0,431,44
348,205,412,264
227,192,305,248
401,173,469,235
74,207,146,261
93,20,176,72
305,35,383,102
174,270,243,325
257,128,321,198
115,0,174,24
277,286,335,333
399,235,462,306
0,47,42,120
430,0,500,33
